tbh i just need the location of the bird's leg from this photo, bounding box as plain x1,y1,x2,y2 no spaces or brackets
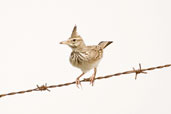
76,72,85,88
90,68,97,86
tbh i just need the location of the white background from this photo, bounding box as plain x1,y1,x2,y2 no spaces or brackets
0,0,171,114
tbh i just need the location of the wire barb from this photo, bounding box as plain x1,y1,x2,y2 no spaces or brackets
133,63,147,80
0,63,170,98
36,83,50,92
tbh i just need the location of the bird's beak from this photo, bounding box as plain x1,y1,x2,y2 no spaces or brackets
60,40,68,44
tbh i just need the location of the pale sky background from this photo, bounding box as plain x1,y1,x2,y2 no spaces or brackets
0,0,171,114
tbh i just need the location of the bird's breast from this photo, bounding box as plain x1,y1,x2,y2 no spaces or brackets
69,51,102,73
69,51,86,66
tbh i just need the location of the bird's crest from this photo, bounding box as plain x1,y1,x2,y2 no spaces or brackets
70,25,81,38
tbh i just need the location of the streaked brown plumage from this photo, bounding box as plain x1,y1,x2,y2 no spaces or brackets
60,25,113,87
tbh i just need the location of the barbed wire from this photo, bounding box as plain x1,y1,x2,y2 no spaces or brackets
0,63,170,98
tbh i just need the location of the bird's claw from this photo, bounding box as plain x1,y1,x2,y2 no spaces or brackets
76,78,82,88
90,76,95,86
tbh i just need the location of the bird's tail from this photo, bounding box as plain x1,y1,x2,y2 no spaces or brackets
98,41,113,49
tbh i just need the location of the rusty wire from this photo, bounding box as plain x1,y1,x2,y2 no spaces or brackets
0,63,170,98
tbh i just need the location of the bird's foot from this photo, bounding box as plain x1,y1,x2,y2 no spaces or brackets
90,75,95,86
76,78,82,88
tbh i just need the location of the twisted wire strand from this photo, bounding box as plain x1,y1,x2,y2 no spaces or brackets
0,64,170,98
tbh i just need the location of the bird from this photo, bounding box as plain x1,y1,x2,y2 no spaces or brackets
60,25,113,87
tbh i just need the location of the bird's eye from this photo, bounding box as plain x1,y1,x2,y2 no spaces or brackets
72,39,76,42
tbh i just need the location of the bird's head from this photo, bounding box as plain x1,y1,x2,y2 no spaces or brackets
60,25,86,50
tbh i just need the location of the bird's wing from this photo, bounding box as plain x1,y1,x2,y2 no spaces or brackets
81,45,103,62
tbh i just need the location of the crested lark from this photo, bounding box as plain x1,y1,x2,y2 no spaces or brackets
60,25,112,87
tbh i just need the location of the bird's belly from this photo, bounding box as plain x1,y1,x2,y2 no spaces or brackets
79,60,101,73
